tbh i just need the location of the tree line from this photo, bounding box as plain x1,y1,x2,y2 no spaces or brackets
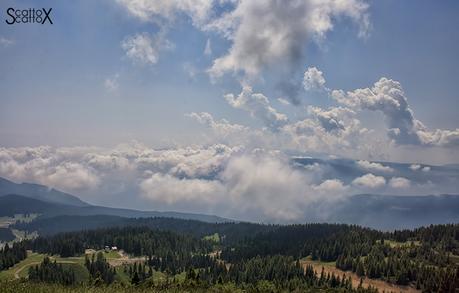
0,242,27,271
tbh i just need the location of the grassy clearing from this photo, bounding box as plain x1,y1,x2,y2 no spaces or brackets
300,255,335,267
0,249,186,287
102,250,121,259
203,233,220,244
378,239,420,248
0,252,46,280
85,249,122,260
0,252,88,280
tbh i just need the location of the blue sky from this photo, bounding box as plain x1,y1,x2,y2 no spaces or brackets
0,0,458,219
1,0,458,149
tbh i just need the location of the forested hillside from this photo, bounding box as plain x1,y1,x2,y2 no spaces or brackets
2,220,458,292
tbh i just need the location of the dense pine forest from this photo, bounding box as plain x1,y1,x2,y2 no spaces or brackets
0,242,27,271
1,219,458,292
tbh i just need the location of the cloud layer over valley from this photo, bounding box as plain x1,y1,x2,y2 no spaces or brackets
1,143,458,223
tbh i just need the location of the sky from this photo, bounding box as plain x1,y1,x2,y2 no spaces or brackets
0,0,458,222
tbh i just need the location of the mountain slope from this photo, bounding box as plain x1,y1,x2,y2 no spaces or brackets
0,194,229,223
0,177,88,207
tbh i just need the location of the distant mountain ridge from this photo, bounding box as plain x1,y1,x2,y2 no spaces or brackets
1,176,458,229
0,177,88,207
328,194,459,230
0,193,229,223
0,177,230,223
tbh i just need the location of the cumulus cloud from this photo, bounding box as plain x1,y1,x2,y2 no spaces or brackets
356,160,394,173
208,0,369,79
307,106,355,132
352,173,386,189
121,31,173,65
224,86,288,130
303,67,326,91
0,146,100,192
389,177,410,189
312,179,348,198
279,105,371,156
331,77,459,146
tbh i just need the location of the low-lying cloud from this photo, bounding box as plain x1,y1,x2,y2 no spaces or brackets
1,143,455,222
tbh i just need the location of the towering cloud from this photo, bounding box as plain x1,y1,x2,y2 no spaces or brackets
292,69,459,147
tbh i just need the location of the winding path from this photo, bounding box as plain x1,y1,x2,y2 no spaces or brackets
14,259,78,279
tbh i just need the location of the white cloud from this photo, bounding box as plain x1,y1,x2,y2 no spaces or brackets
332,77,459,147
313,179,348,196
208,0,370,80
0,144,356,222
220,154,317,221
356,160,394,173
0,147,100,192
307,106,355,132
352,173,386,188
409,164,431,172
121,31,173,65
303,67,326,91
410,164,421,171
140,173,224,204
224,86,288,130
389,177,410,189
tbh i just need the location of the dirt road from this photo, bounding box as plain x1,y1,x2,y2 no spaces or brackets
14,259,77,279
300,259,420,293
